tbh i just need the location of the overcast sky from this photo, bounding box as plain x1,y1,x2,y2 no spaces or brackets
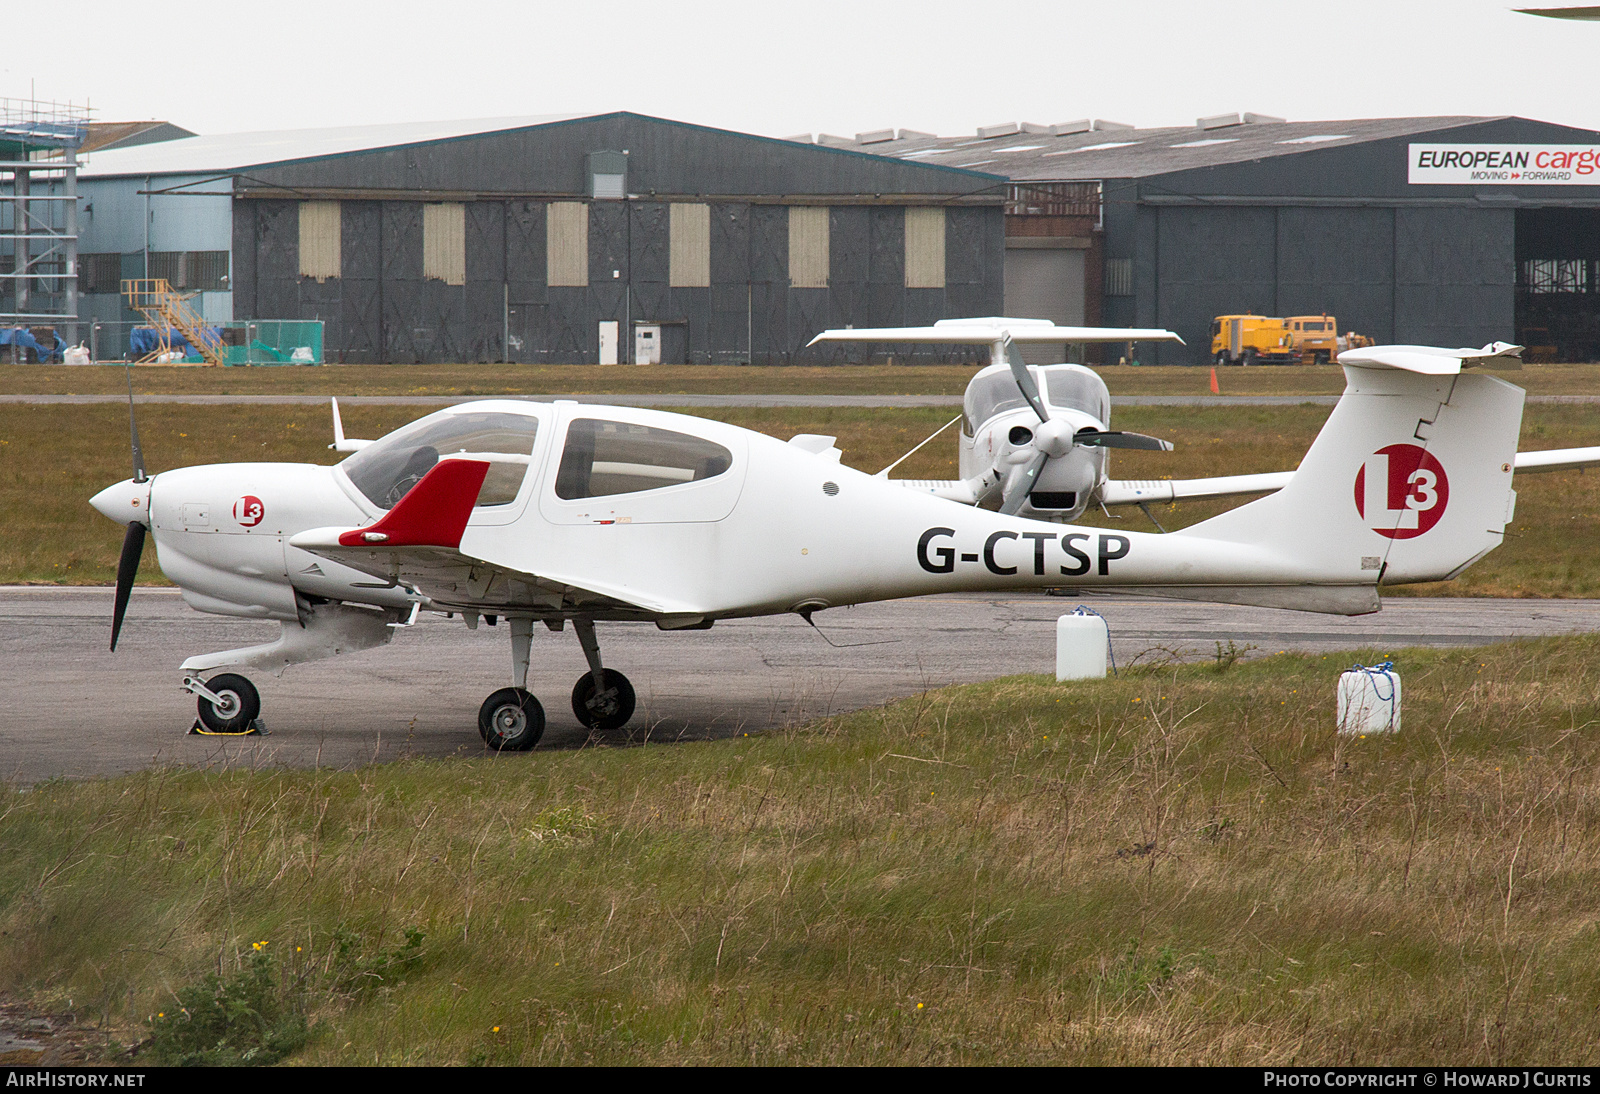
16,1,1600,139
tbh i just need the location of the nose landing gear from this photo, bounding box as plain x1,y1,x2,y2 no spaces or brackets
183,673,263,735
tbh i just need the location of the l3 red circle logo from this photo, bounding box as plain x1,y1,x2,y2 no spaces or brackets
234,495,265,528
1354,444,1447,539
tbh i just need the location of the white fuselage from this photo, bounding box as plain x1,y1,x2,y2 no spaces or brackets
91,371,1522,630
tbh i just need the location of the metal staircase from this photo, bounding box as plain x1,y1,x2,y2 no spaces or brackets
122,278,225,366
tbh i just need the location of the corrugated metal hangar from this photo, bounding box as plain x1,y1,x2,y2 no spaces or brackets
839,114,1600,364
74,113,1006,364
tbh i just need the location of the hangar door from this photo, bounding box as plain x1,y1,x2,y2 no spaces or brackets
1516,208,1600,362
1004,246,1084,364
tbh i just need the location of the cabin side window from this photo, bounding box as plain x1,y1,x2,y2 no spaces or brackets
554,419,733,500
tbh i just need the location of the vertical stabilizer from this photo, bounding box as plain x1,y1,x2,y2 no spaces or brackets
1177,363,1523,588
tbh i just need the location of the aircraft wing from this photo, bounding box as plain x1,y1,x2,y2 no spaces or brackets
809,321,1183,346
1099,472,1295,506
288,458,704,620
888,478,982,504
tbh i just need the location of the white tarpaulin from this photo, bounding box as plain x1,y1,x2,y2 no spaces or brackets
1409,144,1600,186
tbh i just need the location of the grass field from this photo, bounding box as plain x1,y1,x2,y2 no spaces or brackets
4,401,1597,597
4,635,1600,1064
5,360,1600,397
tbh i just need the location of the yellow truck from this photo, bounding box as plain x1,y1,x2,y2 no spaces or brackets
1210,314,1296,366
1286,315,1339,365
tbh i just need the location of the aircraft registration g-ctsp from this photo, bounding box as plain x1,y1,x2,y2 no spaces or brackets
92,337,1525,752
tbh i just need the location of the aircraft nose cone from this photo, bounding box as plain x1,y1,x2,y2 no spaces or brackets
1034,419,1075,458
91,479,151,526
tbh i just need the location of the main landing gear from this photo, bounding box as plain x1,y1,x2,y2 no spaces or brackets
476,616,635,751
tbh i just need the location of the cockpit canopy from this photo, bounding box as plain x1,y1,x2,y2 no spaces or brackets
342,410,540,510
963,364,1110,433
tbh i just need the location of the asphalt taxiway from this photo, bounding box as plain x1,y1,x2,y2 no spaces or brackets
4,586,1597,783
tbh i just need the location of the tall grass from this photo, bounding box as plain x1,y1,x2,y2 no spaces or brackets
4,636,1600,1064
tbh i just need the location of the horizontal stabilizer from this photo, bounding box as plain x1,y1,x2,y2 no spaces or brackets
1338,341,1523,375
1514,446,1600,474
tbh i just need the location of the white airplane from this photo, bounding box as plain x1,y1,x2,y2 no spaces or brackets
811,317,1301,527
91,342,1524,750
812,321,1600,525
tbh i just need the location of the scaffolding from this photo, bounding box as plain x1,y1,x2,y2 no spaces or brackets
0,97,89,350
122,278,226,365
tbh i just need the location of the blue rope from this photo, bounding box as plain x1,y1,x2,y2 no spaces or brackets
1348,660,1397,729
1072,605,1116,676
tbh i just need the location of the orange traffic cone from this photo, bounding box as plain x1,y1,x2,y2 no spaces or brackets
1209,366,1220,395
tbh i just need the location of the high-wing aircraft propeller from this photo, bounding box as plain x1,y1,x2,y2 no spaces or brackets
994,332,1172,515
93,337,1529,751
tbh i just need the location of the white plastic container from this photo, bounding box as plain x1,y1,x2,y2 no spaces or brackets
1337,666,1401,734
1056,613,1109,681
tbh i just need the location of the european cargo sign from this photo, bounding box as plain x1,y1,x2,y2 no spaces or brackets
1409,144,1600,185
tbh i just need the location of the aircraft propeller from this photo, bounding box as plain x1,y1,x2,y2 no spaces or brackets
996,333,1173,516
111,367,150,652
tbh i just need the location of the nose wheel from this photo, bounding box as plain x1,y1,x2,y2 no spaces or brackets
186,672,262,735
571,669,636,731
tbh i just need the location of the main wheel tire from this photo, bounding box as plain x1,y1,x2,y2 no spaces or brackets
1214,351,1230,367
1240,348,1257,367
571,669,636,731
196,673,260,734
478,687,545,751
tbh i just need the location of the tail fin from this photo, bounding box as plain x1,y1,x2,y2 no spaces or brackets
1180,350,1524,589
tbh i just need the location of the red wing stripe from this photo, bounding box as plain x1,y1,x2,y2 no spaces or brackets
338,459,490,549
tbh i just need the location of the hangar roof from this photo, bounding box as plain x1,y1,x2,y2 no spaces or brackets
78,114,597,178
825,115,1546,182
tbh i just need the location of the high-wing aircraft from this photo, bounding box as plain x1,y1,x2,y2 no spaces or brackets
92,341,1525,751
810,317,1298,526
812,322,1600,525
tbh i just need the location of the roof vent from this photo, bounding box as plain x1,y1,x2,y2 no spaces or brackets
815,133,856,148
782,133,815,144
977,122,1021,139
1243,112,1286,125
855,128,896,144
1020,122,1052,134
897,128,935,140
1092,119,1135,131
1198,113,1243,130
1051,119,1093,136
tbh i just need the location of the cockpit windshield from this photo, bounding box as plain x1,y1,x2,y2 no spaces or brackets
342,410,540,510
963,365,1110,431
1044,367,1110,423
964,370,1032,431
